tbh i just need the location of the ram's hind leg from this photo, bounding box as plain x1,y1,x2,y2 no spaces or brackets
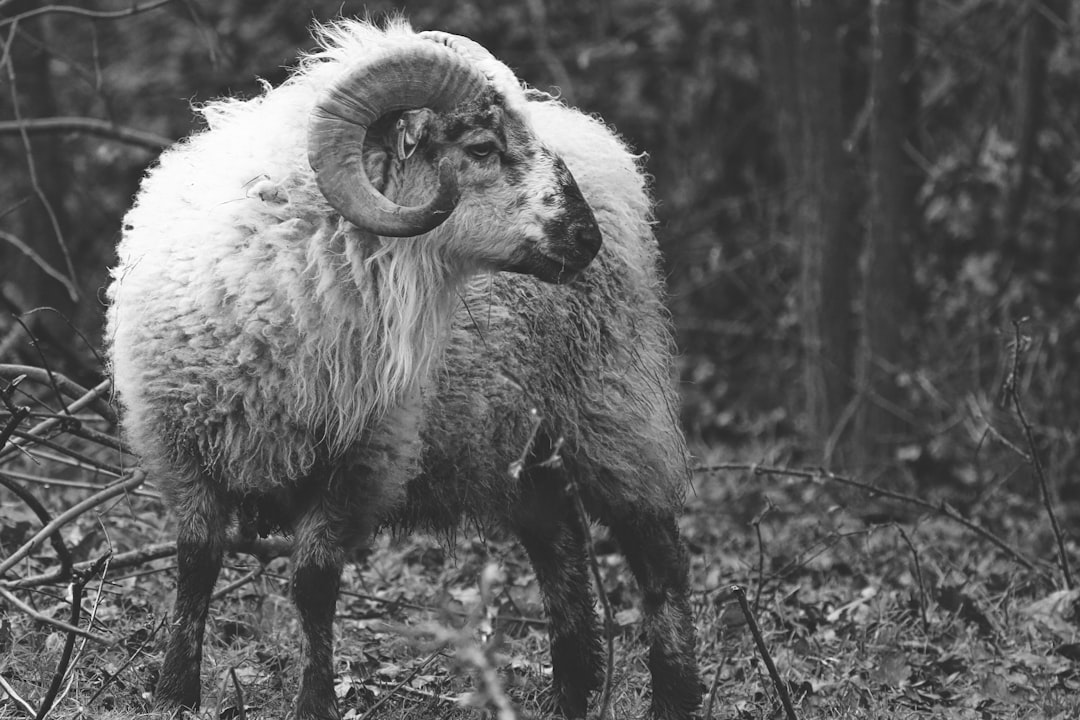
156,474,228,712
511,467,603,719
606,497,700,720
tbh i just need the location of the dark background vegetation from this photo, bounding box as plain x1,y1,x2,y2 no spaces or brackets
4,0,1079,497
4,0,1080,718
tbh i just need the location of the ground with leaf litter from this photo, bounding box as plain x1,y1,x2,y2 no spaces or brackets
3,374,1080,719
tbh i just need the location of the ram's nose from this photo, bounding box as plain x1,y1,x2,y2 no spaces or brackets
558,172,602,271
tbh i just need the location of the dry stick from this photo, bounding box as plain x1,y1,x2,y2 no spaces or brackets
730,585,798,720
0,474,73,580
6,428,125,475
34,555,108,720
702,639,729,720
696,463,1043,575
750,499,774,614
0,379,113,460
9,316,72,419
0,585,110,644
86,615,167,706
0,470,145,578
9,535,292,590
565,470,614,720
0,673,36,716
211,563,265,602
893,525,929,633
1007,320,1073,590
356,649,445,720
2,470,133,493
0,364,116,424
227,666,248,720
334,585,548,629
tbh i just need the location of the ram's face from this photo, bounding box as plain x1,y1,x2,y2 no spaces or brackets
395,94,602,284
308,40,601,283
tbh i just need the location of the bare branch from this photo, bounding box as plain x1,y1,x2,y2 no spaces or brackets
695,462,1045,575
9,535,294,590
0,231,81,312
0,470,145,578
730,585,798,720
0,116,171,151
2,22,79,302
0,585,111,645
1,377,114,460
1007,320,1073,589
0,0,178,28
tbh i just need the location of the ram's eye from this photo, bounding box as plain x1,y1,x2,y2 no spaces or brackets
466,142,498,159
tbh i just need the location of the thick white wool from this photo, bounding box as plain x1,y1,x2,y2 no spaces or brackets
107,19,471,491
105,17,661,501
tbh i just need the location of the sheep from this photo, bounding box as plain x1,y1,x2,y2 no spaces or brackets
105,18,701,720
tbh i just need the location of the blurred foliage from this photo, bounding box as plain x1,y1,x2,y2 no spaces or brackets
2,0,1080,496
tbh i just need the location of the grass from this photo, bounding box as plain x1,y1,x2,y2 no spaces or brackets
3,371,1080,718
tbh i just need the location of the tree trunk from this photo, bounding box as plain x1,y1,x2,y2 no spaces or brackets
1004,0,1067,241
855,0,919,484
793,0,857,467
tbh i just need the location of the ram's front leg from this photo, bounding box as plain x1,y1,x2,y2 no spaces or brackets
289,468,380,720
156,474,228,713
290,500,348,719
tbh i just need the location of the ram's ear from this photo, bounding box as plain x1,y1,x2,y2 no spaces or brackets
395,109,437,160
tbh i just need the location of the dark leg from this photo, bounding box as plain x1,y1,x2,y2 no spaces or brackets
511,468,603,719
608,510,700,720
290,478,372,720
156,478,227,712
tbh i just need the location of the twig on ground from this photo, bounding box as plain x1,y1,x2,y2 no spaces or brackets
224,666,249,720
0,673,36,716
211,563,266,602
1006,319,1073,589
34,555,109,720
356,648,445,720
0,584,111,645
893,525,928,632
702,638,729,720
750,498,775,614
86,614,167,706
730,585,798,720
695,463,1044,575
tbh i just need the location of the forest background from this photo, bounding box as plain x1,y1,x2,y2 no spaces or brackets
5,0,1080,492
3,1,1080,718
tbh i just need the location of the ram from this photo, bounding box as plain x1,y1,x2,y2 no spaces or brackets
106,19,700,720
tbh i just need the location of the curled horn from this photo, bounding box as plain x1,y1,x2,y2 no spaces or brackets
308,42,488,237
419,31,521,94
